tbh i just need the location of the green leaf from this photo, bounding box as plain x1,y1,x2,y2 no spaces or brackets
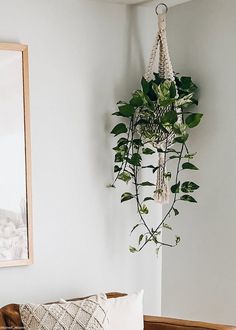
118,104,135,117
143,197,154,202
161,110,178,125
127,153,142,166
117,137,128,146
160,124,172,134
186,113,203,128
114,165,121,173
174,134,189,144
114,152,124,163
173,208,179,216
152,166,159,174
107,184,115,188
130,91,144,107
164,172,171,179
163,223,172,230
139,181,155,187
111,123,127,136
191,98,199,106
175,236,181,245
160,99,175,107
139,204,149,214
154,73,165,85
169,81,177,98
129,246,137,253
112,111,124,116
151,82,159,98
142,147,155,155
147,82,157,101
121,192,134,203
175,93,194,107
141,77,150,94
133,139,143,147
118,171,132,183
142,165,155,169
171,181,180,193
169,155,179,160
181,181,199,193
131,90,149,107
130,224,140,234
152,235,159,244
138,234,144,245
182,162,199,170
180,77,192,89
159,80,171,96
180,195,197,203
181,76,197,91
173,123,188,135
113,144,128,152
155,80,176,106
184,152,197,159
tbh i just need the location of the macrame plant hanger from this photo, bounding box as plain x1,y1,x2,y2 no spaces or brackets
144,3,181,204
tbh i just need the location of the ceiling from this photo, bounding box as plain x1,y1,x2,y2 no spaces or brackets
103,0,192,6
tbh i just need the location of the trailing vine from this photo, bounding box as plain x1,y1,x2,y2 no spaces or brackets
109,73,203,254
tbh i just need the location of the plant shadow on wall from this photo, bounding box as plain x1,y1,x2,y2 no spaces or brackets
109,74,203,255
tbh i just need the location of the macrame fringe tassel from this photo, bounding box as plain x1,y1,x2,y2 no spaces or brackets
154,152,170,204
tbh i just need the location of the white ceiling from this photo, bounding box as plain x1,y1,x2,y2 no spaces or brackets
103,0,192,6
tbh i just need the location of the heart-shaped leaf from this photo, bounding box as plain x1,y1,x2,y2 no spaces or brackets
173,208,179,216
182,162,199,170
161,110,178,125
171,181,180,193
139,181,155,187
111,123,127,136
142,147,155,155
181,181,199,193
180,195,197,203
118,172,132,183
118,104,135,117
121,192,134,203
186,113,203,128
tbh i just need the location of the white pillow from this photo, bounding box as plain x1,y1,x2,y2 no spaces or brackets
107,290,144,330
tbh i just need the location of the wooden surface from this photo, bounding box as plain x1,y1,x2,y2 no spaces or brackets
144,315,236,330
0,43,27,51
0,43,33,268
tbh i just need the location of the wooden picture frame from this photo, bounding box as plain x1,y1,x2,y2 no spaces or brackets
0,43,33,268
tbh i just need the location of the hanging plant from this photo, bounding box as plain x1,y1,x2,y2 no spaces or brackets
109,4,203,254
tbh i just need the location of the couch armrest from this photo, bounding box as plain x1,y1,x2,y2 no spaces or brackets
0,311,6,329
144,316,236,330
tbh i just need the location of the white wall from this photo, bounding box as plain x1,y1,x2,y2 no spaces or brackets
133,0,236,325
0,0,162,315
3,0,235,323
161,0,236,324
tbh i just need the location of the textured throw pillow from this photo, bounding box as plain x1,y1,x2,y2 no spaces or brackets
20,296,108,330
106,290,144,330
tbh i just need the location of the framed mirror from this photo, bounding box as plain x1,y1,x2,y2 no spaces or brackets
0,43,33,268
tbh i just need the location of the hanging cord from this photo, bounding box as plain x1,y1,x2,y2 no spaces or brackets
145,4,174,82
144,30,160,81
144,3,179,204
158,13,175,81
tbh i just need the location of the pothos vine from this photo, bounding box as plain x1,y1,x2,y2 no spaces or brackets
109,73,203,254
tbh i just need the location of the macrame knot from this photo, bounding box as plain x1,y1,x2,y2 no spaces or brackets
144,10,180,204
